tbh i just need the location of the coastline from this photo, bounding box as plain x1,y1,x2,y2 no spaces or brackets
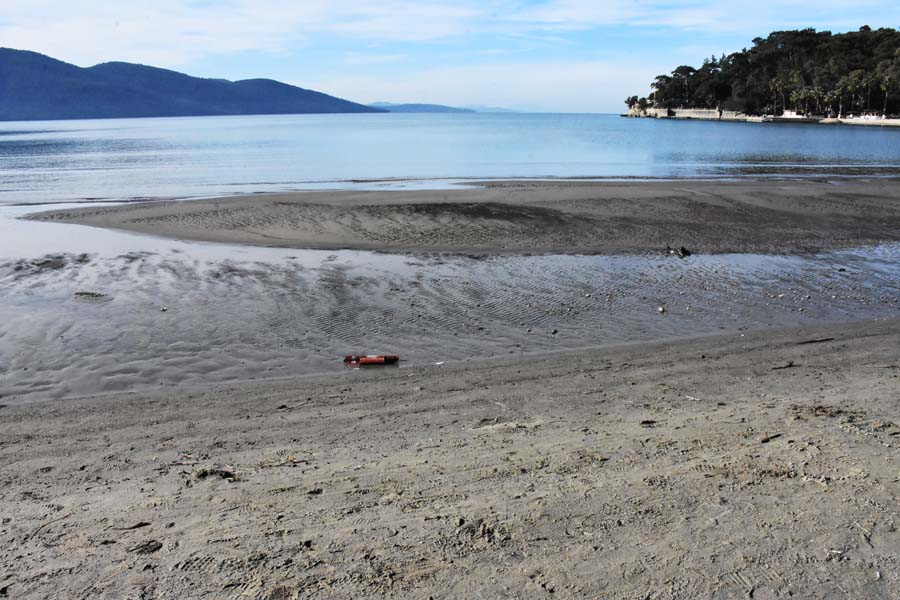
3,318,899,597
623,109,900,127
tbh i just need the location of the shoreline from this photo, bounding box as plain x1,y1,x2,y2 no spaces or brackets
27,179,900,256
3,318,899,597
623,111,900,127
3,229,898,403
5,178,900,403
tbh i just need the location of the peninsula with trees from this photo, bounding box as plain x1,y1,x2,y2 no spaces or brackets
625,26,900,126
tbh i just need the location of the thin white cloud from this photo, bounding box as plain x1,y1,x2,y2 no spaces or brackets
1,0,898,68
0,0,331,66
0,0,490,66
515,0,900,33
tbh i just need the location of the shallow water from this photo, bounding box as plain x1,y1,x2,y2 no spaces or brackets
2,205,898,402
3,113,900,205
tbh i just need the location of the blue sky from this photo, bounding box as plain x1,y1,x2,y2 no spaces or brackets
3,1,900,112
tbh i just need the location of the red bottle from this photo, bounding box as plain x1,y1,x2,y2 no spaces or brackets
343,355,400,366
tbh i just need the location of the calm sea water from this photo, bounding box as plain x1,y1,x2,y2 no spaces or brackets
2,113,900,205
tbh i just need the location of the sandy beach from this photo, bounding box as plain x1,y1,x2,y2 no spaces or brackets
30,179,900,255
3,319,900,598
3,179,899,598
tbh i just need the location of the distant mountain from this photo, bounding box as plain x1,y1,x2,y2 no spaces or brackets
369,102,475,113
370,101,521,113
0,48,383,121
462,104,521,113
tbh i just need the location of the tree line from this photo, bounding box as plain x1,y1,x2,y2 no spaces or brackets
627,26,900,117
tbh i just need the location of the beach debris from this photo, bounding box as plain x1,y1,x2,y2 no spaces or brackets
657,306,666,314
796,337,835,346
665,245,692,258
193,467,238,482
111,521,151,531
128,540,163,554
640,420,658,427
307,487,323,496
160,307,168,312
760,433,783,444
475,419,542,433
343,354,400,367
772,361,798,371
435,361,445,366
74,291,109,299
27,512,73,541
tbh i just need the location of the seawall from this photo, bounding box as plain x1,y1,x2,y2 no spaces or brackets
622,107,900,127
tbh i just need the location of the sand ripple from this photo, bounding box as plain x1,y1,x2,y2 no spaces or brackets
1,245,898,401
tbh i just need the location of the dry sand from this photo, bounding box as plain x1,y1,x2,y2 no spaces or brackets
2,319,900,598
29,179,900,255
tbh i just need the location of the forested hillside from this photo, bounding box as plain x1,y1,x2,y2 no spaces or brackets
627,27,900,117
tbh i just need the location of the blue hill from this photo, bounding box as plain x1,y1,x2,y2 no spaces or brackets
0,48,383,121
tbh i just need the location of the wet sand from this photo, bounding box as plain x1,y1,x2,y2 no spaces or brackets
2,243,898,402
7,179,900,402
3,319,900,598
29,179,900,255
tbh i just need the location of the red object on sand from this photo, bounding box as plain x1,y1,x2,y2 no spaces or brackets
343,355,400,366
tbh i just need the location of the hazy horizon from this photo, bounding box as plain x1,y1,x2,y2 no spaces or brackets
3,1,900,113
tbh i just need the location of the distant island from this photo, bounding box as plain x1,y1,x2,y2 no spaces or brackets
625,26,900,125
369,102,519,114
369,102,475,113
0,48,383,121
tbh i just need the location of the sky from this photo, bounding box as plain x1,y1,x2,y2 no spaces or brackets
2,1,900,113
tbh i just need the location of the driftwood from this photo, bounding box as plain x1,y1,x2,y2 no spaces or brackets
796,337,836,346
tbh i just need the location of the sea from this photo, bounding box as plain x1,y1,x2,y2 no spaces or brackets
3,112,900,205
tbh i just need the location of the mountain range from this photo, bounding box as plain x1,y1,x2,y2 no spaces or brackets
370,102,519,113
369,102,475,113
0,48,383,121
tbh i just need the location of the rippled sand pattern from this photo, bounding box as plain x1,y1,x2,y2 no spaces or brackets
1,245,898,401
31,181,900,255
